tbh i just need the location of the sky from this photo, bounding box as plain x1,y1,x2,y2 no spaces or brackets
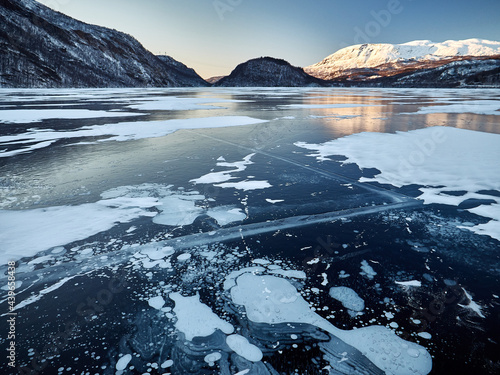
36,0,500,79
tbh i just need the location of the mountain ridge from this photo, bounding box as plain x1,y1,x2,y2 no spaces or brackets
0,0,208,87
305,39,500,83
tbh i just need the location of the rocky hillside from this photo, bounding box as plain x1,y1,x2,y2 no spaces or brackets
0,0,207,87
215,57,329,87
305,39,500,86
369,58,500,87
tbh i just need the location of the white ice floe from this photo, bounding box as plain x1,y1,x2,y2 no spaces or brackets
410,100,500,116
177,253,192,262
0,109,145,124
0,116,267,157
360,260,377,280
0,197,157,264
161,359,174,368
191,153,272,192
191,153,255,184
148,296,166,310
204,352,222,366
230,273,432,375
266,199,285,204
115,354,132,371
329,286,365,312
396,280,422,287
169,292,234,341
103,184,245,227
206,206,247,226
418,332,432,340
215,180,272,191
226,334,263,362
152,194,205,226
0,183,247,263
140,246,175,260
462,204,500,242
295,127,500,241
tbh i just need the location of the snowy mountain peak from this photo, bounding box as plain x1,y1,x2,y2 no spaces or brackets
305,39,500,80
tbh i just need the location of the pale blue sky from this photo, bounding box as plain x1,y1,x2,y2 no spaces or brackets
37,0,500,78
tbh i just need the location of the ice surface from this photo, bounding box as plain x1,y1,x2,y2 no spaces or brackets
0,109,145,124
280,104,380,109
329,286,365,312
296,127,500,240
226,334,263,362
169,292,234,341
230,273,432,375
13,274,82,311
269,269,306,279
0,116,267,157
125,96,249,111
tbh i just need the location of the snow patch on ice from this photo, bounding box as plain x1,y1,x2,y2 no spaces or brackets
206,206,246,225
230,273,432,375
0,116,267,157
226,334,263,362
296,127,500,240
191,154,255,184
170,292,234,341
215,180,272,191
0,197,157,263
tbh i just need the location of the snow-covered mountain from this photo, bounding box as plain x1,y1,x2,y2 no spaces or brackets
0,0,208,87
214,57,328,87
305,39,500,84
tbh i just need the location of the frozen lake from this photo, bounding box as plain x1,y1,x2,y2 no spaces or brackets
1,87,499,374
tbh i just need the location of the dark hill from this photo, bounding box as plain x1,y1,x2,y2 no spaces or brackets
214,57,329,87
0,0,207,87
